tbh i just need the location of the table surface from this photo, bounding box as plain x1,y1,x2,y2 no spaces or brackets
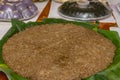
0,0,120,40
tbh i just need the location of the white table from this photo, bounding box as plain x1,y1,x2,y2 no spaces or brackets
0,0,120,40
108,0,120,35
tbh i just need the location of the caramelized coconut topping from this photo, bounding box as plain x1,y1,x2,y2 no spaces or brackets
3,23,115,80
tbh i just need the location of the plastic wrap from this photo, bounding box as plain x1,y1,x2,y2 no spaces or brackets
0,0,38,21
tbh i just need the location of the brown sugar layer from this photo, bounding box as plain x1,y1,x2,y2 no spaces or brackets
2,23,116,80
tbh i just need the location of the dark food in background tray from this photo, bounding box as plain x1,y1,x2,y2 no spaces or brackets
58,1,112,21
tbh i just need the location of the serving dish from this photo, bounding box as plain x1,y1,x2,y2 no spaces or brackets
0,18,120,80
58,1,113,21
0,0,38,21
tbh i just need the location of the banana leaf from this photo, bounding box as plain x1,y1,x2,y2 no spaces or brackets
0,18,120,80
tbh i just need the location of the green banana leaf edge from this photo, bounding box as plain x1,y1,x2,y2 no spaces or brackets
0,18,120,80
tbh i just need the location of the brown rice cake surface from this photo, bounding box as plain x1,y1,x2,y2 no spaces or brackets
2,23,116,80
